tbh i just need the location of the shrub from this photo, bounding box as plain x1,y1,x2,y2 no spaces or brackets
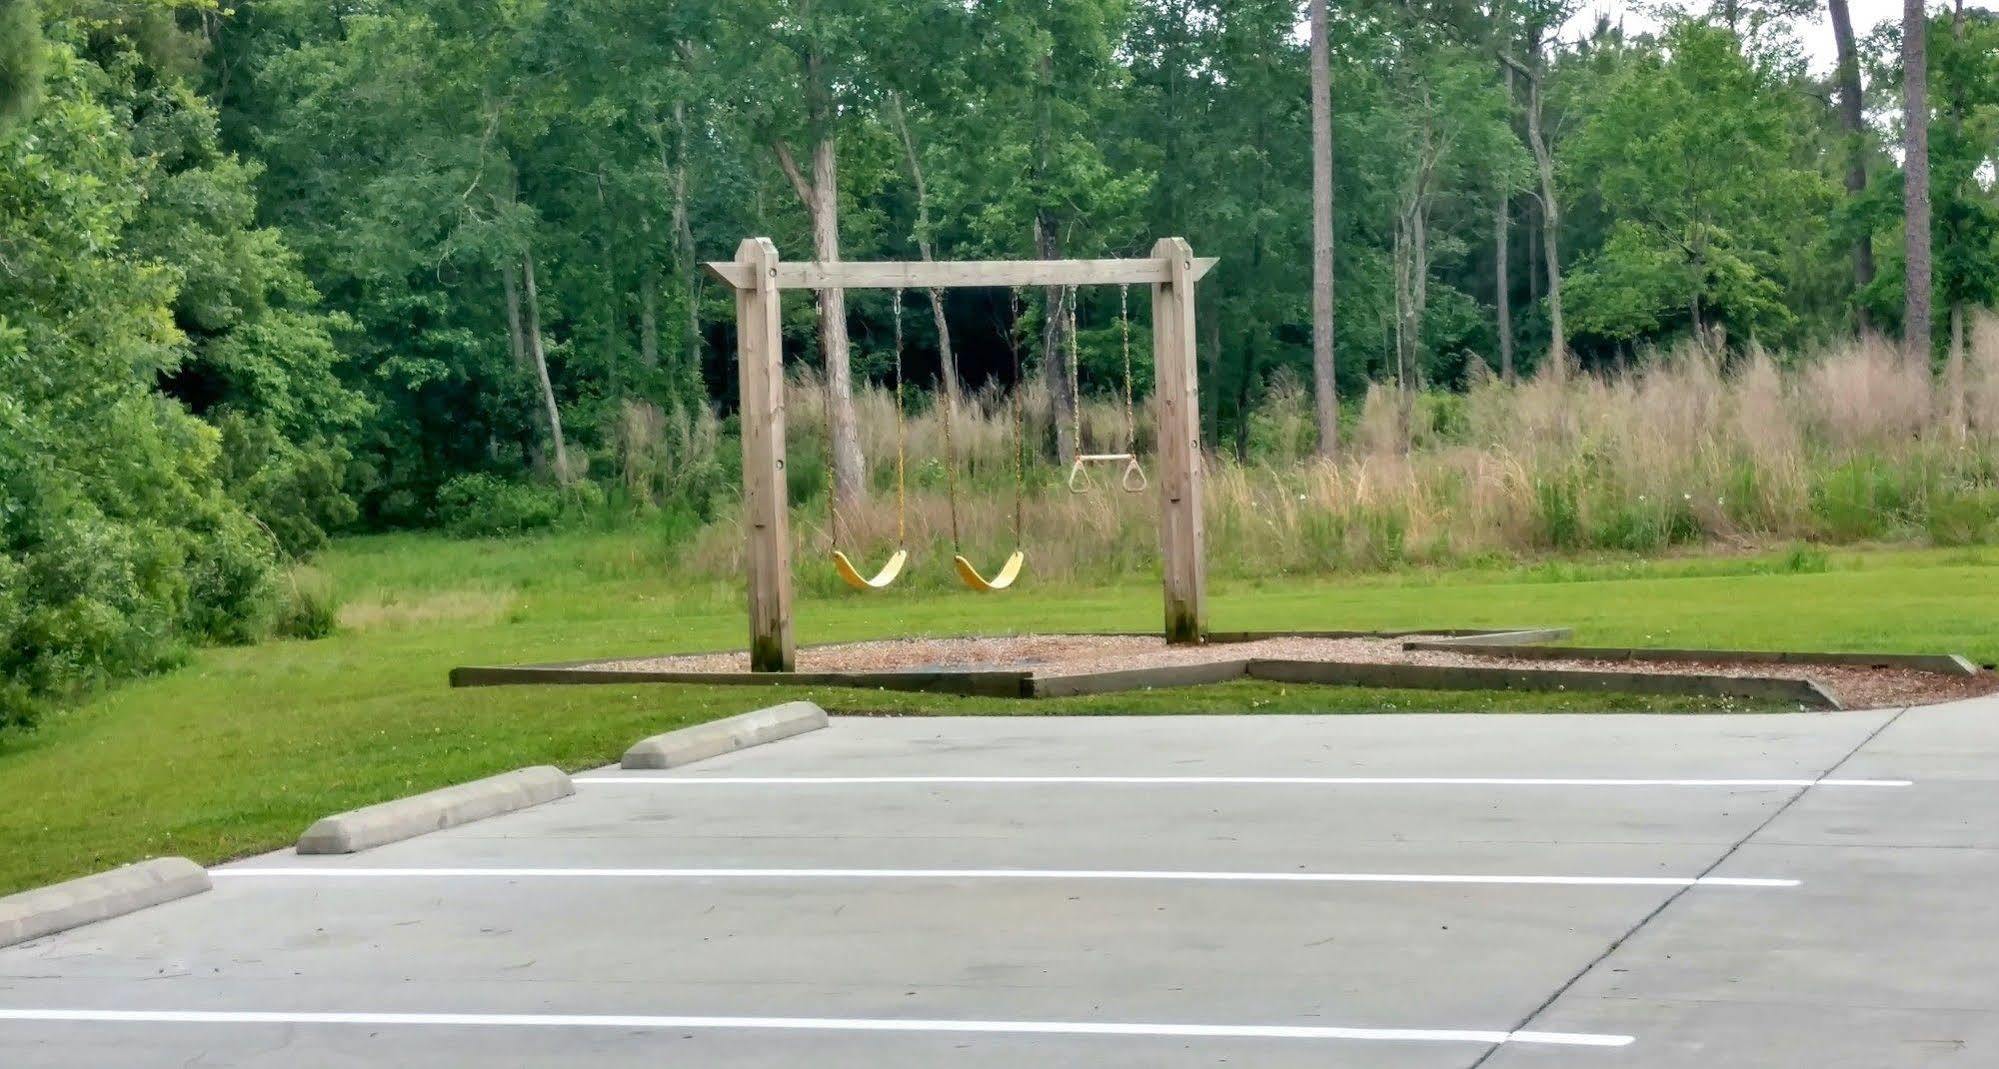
1926,486,1999,547
273,565,341,640
1534,476,1584,550
435,473,566,537
1812,458,1918,541
1780,544,1831,573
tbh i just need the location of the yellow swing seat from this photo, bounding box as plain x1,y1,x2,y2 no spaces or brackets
832,548,908,591
953,550,1024,592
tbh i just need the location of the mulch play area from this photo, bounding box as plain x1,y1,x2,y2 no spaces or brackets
454,631,1997,711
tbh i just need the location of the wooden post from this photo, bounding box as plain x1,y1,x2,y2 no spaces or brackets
1152,237,1207,643
733,238,795,671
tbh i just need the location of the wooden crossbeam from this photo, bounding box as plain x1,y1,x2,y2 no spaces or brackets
704,256,1218,291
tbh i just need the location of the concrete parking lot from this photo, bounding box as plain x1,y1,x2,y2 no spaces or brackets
3,698,1995,1066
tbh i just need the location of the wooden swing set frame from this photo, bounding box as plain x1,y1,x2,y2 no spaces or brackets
706,237,1216,673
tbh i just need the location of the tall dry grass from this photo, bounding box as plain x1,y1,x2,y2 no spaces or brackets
687,318,1999,591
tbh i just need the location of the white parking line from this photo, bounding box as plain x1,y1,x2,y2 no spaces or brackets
573,775,1911,787
0,1008,1635,1047
214,867,1798,888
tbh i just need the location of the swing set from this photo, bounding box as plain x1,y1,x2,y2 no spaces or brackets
707,237,1215,672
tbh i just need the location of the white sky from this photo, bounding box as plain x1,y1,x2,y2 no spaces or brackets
1564,0,1919,72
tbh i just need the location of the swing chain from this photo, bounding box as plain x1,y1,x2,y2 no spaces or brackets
1011,286,1026,543
1119,282,1134,452
823,313,838,551
891,288,906,547
1066,285,1082,459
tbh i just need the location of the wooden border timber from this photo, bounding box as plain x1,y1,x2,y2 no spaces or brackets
449,664,1031,698
1205,627,1573,644
1400,641,1980,677
704,239,1212,669
1029,661,1250,699
1244,659,1842,710
1392,628,1576,646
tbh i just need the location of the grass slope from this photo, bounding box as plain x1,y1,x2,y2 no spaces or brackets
2,531,1995,894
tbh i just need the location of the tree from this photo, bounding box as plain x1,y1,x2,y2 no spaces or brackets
1494,43,1518,383
0,0,42,127
1309,0,1339,456
1383,28,1518,445
1564,21,1830,345
1827,0,1875,326
1902,0,1932,356
1501,1,1577,379
763,0,865,508
887,90,961,412
4,9,357,721
959,0,1142,462
1932,3,1999,431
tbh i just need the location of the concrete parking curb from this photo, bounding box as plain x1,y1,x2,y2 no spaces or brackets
297,766,574,854
0,858,210,949
622,701,828,769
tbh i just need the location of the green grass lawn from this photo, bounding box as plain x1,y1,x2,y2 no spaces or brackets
3,529,1996,895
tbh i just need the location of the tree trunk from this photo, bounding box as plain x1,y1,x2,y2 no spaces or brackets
519,251,570,484
1033,45,1077,464
1828,0,1874,327
1394,98,1440,453
1238,105,1272,462
1527,196,1542,313
1233,313,1256,463
887,91,961,412
1902,0,1932,359
772,32,862,510
1200,287,1223,450
1495,65,1516,384
1525,65,1565,381
1948,301,1966,435
810,146,861,504
501,262,527,371
1397,201,1431,453
1943,0,1966,430
1396,239,1416,452
594,172,624,400
1308,0,1340,459
671,97,700,383
640,267,660,369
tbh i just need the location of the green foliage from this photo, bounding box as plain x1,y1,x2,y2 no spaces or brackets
0,16,355,726
0,0,42,129
1565,20,1832,345
435,474,567,537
